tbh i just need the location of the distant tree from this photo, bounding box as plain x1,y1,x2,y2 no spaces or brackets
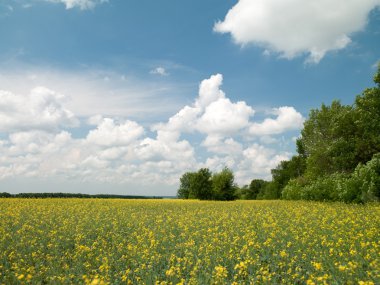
235,185,248,200
212,167,236,201
258,181,282,199
241,179,268,200
177,172,196,199
188,168,213,200
0,192,11,198
269,155,307,197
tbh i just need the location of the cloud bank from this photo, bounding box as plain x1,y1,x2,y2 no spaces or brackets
214,0,380,63
0,74,304,193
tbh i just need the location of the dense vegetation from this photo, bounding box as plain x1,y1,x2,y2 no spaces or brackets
1,199,378,284
178,66,380,203
177,167,237,200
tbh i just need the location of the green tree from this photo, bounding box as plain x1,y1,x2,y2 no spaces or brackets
299,101,356,178
212,167,236,201
188,168,213,200
241,179,268,200
353,65,380,164
177,172,196,199
269,155,307,197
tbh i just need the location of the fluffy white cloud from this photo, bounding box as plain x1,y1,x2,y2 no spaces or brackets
197,98,254,135
0,87,78,132
236,144,290,182
0,74,304,193
155,73,254,138
195,74,226,109
214,0,380,63
249,107,304,136
86,118,144,147
202,136,243,155
45,0,108,10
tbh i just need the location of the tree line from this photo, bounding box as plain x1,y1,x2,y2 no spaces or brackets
178,66,380,203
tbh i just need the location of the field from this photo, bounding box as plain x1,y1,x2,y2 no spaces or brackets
0,199,379,284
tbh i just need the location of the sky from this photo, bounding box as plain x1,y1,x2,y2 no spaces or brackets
0,0,380,195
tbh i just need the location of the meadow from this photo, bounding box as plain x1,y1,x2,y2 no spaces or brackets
0,199,379,285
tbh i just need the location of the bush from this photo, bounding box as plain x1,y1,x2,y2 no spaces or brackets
282,177,307,200
343,153,380,203
282,153,380,203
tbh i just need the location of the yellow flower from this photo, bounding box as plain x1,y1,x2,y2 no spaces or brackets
214,265,228,279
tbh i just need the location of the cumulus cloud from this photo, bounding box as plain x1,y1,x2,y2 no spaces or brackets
197,98,254,135
155,73,254,138
0,73,304,192
150,67,169,76
45,0,108,10
214,0,380,63
249,107,304,136
86,118,144,147
236,144,290,181
0,87,78,132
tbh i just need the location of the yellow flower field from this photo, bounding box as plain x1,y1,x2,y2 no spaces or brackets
0,199,379,284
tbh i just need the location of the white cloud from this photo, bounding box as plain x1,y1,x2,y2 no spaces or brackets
0,73,304,194
0,66,184,120
150,67,169,76
202,136,243,155
214,0,380,63
249,106,304,136
0,87,78,132
86,118,144,147
196,98,254,135
155,73,254,138
45,0,108,10
236,144,290,182
195,74,225,109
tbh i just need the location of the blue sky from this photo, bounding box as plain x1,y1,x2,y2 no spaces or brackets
0,0,379,195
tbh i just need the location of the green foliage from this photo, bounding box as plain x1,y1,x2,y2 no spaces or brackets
344,153,380,202
177,167,237,201
282,154,380,203
188,168,213,200
282,177,308,200
266,155,307,199
248,179,268,200
258,181,282,200
212,167,236,201
279,67,380,203
353,80,380,165
177,172,196,199
300,101,357,178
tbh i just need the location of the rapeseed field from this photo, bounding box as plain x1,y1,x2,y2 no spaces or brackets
0,199,379,284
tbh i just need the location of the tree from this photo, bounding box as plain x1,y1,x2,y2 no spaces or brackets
241,179,268,200
298,101,356,178
188,168,213,200
177,172,196,199
353,65,380,164
269,155,307,197
212,167,236,201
